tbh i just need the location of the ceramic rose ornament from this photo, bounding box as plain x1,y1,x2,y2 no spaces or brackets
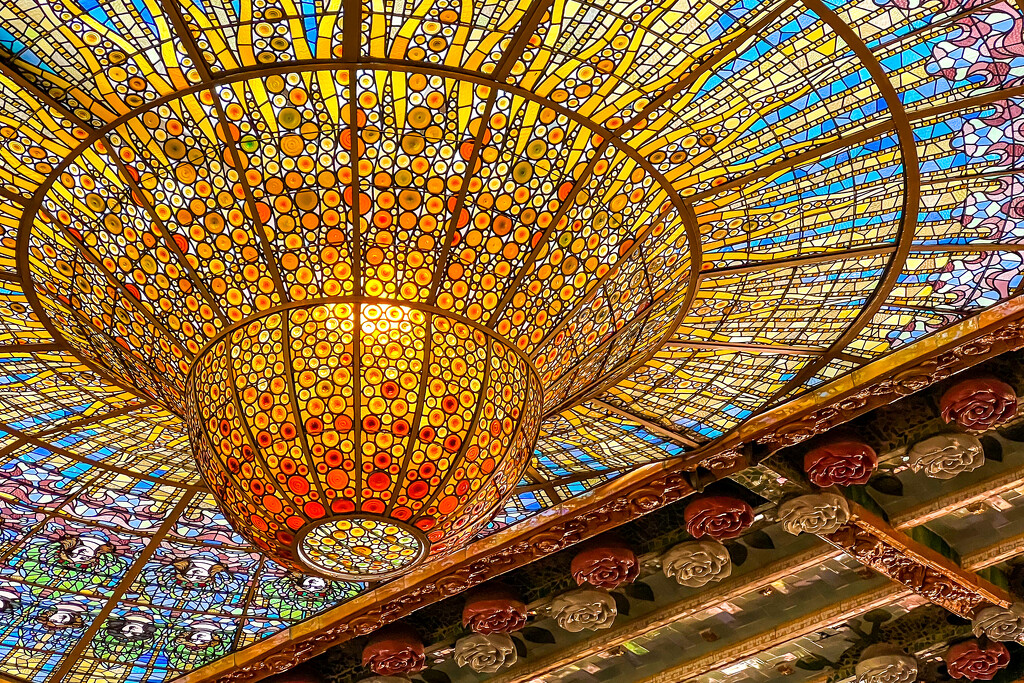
945,639,1011,680
362,625,426,676
777,493,850,536
908,433,985,480
548,588,617,632
570,540,639,590
856,644,918,683
454,633,517,673
940,378,1017,432
972,603,1024,642
462,585,528,634
684,496,754,541
662,540,731,588
803,439,878,487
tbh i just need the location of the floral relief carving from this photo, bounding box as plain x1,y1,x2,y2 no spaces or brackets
856,644,918,683
971,603,1024,642
661,540,732,588
361,625,425,676
908,434,985,479
777,493,850,535
698,449,747,473
453,633,517,673
570,541,639,589
803,440,878,487
822,505,1011,617
940,378,1018,431
549,589,617,632
855,655,917,683
945,639,1011,680
683,496,754,541
915,573,980,609
462,585,528,634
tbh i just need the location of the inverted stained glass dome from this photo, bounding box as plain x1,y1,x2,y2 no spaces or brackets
0,0,1023,676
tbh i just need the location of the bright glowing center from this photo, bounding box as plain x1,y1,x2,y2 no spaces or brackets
184,299,542,577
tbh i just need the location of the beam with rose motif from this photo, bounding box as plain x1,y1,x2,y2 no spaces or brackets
638,524,1024,683
820,502,1013,618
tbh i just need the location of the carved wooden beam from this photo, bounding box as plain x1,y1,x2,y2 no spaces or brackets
492,461,1024,683
488,543,845,683
821,502,1013,618
639,529,1024,683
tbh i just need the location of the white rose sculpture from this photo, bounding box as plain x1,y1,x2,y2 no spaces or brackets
777,493,850,535
908,433,985,479
549,589,617,633
855,654,918,683
662,540,732,588
454,633,518,673
972,603,1024,642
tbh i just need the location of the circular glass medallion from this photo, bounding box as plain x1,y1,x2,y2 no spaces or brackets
296,516,428,580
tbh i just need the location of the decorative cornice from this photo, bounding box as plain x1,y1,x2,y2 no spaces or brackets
821,503,1013,618
180,470,702,683
754,321,1024,451
178,297,1024,683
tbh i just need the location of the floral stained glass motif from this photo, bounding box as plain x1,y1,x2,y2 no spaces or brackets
0,0,1022,678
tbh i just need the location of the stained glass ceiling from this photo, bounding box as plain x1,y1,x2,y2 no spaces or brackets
0,0,1023,678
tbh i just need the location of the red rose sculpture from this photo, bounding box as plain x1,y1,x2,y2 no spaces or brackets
571,541,639,589
684,496,754,541
804,440,878,487
940,378,1017,431
462,585,528,634
945,639,1011,681
362,625,426,676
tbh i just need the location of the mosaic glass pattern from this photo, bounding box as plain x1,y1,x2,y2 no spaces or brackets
298,516,426,579
187,301,541,575
0,0,1021,677
27,73,689,414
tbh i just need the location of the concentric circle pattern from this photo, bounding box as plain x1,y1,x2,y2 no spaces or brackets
297,516,427,580
185,300,542,575
7,0,1024,671
27,70,692,416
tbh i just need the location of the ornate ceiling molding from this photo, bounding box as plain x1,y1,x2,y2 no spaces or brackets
822,503,1013,618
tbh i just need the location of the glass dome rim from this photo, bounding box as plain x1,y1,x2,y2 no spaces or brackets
25,61,689,419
